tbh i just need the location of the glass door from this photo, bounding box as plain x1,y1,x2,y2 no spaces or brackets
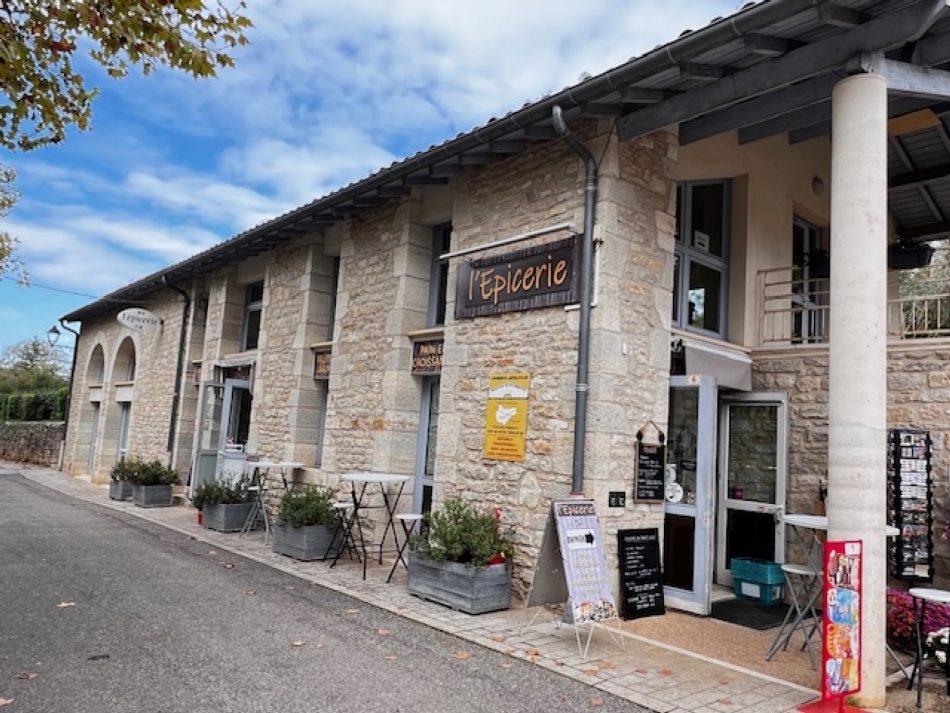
664,375,717,615
716,394,788,586
412,377,439,514
192,383,224,494
217,378,251,480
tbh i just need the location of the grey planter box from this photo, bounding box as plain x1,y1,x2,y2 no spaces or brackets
272,522,342,561
407,554,511,614
202,502,254,533
109,480,133,501
131,484,173,508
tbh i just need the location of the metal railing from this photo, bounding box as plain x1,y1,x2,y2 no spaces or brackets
757,261,950,346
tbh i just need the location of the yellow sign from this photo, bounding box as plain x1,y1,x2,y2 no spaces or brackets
484,372,530,462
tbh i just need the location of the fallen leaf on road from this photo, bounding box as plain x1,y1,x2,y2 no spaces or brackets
658,668,674,676
344,608,359,614
0,698,12,707
590,696,604,707
221,562,234,569
207,550,217,556
384,655,398,661
491,634,507,643
291,641,305,647
244,590,256,596
453,650,472,661
500,662,513,668
377,628,391,637
14,672,37,680
56,602,76,608
597,661,617,670
526,648,540,657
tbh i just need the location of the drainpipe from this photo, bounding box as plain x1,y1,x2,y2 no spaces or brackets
163,277,191,467
58,319,81,470
552,105,598,496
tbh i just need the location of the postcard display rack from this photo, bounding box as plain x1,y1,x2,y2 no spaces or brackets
889,428,935,582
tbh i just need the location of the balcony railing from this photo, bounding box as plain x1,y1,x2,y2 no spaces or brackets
758,262,950,346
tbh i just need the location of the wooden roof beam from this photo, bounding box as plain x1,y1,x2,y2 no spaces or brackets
744,33,795,58
817,3,866,29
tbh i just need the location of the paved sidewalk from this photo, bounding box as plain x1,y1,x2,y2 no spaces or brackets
7,464,819,713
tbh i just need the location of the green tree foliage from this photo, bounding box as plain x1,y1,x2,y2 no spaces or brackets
0,337,69,421
0,0,252,150
0,164,25,283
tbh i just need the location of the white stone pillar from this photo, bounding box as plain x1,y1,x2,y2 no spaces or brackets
828,72,888,708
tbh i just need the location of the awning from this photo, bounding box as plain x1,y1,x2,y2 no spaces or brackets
683,338,752,391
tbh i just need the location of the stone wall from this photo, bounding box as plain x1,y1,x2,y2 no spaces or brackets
437,121,677,596
63,286,198,483
752,342,950,587
0,422,65,466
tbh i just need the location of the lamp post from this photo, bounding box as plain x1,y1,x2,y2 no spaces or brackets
46,325,61,347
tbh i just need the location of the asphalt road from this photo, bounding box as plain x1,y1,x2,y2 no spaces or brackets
0,474,639,713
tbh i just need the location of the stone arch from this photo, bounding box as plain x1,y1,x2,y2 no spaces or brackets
113,336,137,383
100,337,137,473
76,343,107,475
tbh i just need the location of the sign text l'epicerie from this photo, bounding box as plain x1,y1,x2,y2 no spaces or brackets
455,236,579,319
116,308,161,332
552,500,618,625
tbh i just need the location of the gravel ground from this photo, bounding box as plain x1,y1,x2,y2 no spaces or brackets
0,473,641,713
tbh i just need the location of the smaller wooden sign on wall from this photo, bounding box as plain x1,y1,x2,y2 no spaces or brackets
411,339,443,375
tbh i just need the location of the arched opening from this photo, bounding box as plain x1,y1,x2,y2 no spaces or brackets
101,338,137,474
76,344,106,475
114,337,136,382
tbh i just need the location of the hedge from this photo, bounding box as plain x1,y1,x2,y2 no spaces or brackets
0,387,69,422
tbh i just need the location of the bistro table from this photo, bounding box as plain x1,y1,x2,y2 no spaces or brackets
766,514,907,677
238,461,304,543
330,472,411,580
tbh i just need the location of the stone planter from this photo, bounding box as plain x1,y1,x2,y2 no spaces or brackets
202,502,254,533
272,522,342,561
109,480,133,501
131,484,173,508
407,553,511,614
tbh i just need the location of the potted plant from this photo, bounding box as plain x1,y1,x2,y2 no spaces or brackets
407,499,514,614
272,487,342,561
192,477,254,532
108,459,135,501
127,459,180,508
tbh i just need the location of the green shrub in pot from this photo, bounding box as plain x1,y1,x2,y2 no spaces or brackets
272,487,342,561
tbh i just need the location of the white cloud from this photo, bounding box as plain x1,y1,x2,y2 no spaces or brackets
1,0,742,313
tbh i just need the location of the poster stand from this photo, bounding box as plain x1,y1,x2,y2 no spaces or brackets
523,500,625,658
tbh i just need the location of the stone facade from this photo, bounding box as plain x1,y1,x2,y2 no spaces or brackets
753,342,950,587
437,121,676,595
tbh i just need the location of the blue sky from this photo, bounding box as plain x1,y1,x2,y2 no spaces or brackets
0,0,739,355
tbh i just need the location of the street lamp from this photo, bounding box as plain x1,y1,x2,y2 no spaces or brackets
46,325,61,347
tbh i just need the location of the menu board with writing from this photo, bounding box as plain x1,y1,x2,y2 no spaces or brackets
617,528,664,620
553,500,618,624
635,443,665,502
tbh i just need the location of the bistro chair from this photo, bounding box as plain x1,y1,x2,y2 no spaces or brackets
386,513,424,583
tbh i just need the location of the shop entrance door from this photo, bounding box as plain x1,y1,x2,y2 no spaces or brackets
715,394,788,587
664,375,717,615
217,379,252,480
192,382,224,493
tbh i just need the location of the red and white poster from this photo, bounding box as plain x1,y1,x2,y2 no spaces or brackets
821,540,863,703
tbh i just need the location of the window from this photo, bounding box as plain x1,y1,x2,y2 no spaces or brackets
428,224,452,327
672,181,730,338
241,281,264,351
792,216,828,343
116,403,131,461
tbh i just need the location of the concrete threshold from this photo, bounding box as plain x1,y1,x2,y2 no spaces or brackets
12,463,821,713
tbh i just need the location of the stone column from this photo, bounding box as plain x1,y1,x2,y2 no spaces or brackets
827,72,888,707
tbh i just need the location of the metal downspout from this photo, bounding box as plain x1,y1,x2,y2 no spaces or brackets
163,277,191,466
58,319,80,469
552,105,598,496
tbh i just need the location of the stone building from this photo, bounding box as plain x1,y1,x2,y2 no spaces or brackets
59,2,950,704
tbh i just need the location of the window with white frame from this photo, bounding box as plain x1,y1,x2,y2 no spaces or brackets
428,224,452,327
672,181,731,339
241,281,264,351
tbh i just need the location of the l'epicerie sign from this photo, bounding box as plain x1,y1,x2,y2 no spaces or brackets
117,308,162,332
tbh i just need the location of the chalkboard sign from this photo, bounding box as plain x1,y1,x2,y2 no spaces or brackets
635,443,665,502
617,528,665,620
